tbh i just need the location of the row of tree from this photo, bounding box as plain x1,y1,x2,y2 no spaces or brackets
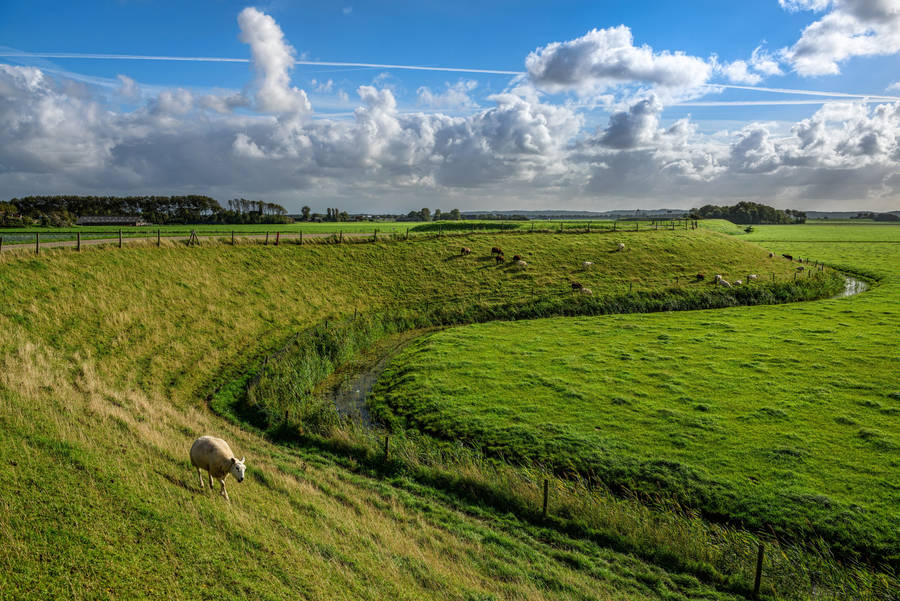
1,196,291,226
853,211,900,221
692,202,806,224
396,208,465,222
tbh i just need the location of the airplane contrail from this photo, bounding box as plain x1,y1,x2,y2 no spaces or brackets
3,51,899,100
0,51,523,75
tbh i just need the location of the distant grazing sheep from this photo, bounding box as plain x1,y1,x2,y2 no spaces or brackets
696,273,705,281
748,274,758,280
582,261,594,268
768,252,775,258
571,282,584,291
797,266,805,271
579,287,593,295
515,260,527,269
495,254,505,264
735,280,743,286
460,246,471,256
782,254,793,261
617,242,626,251
491,246,502,256
715,274,732,287
512,254,522,262
190,436,246,501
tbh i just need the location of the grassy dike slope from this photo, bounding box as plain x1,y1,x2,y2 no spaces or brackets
0,230,791,600
370,224,900,567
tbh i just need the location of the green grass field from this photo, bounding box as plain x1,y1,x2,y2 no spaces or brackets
1,227,802,600
370,223,900,568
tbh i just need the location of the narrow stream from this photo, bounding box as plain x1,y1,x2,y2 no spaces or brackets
328,275,870,425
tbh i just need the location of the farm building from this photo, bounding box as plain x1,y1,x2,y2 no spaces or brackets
76,215,150,226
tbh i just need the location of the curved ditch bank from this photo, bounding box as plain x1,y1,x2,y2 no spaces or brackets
326,274,869,429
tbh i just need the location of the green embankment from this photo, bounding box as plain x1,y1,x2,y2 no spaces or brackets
1,229,798,601
370,224,900,569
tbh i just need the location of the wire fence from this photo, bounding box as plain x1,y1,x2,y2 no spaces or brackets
0,220,700,254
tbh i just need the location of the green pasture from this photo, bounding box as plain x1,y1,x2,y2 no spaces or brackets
1,227,792,600
371,223,900,567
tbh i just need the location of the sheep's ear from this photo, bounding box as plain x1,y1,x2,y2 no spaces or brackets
240,457,245,463
230,457,236,465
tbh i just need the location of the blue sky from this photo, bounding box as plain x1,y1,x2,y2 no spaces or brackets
1,0,899,212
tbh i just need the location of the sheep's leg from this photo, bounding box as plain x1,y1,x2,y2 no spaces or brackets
220,479,229,501
196,467,204,489
208,472,214,489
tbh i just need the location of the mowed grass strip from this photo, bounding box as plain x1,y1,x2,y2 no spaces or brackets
0,229,779,600
370,224,900,566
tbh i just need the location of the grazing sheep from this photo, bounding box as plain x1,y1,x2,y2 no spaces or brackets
782,254,793,261
190,436,246,501
579,287,593,295
460,246,471,256
491,246,502,256
515,260,527,269
571,281,584,291
495,254,505,264
748,274,758,281
735,280,743,286
696,273,705,281
617,242,626,251
582,261,594,268
797,265,805,271
512,254,522,262
768,252,775,258
717,278,733,288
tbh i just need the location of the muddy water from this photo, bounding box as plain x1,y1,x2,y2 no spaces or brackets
325,333,429,425
837,276,868,298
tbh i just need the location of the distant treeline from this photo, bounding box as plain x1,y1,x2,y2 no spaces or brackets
0,195,290,227
853,211,900,222
692,202,806,224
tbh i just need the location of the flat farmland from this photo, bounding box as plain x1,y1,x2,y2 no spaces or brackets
370,224,900,566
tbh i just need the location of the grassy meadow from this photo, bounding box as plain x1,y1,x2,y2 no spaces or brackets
370,223,900,570
373,225,900,568
0,227,805,600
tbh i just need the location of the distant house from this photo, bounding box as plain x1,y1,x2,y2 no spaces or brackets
76,215,150,226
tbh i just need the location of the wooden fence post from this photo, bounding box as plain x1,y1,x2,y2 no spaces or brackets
339,230,343,243
265,231,269,245
383,435,390,461
299,230,302,245
542,479,549,518
406,228,409,241
0,235,3,254
35,232,39,254
374,228,378,242
77,232,81,252
275,232,280,246
753,543,764,599
158,229,161,247
118,229,122,248
231,230,234,245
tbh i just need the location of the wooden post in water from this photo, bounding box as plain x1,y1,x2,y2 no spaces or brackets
752,543,764,599
542,479,549,518
77,232,81,252
35,232,40,254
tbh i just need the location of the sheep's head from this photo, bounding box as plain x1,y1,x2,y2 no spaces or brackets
230,457,246,483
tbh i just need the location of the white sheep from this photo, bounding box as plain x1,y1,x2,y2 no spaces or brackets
579,287,593,295
768,252,775,258
617,242,626,251
515,260,527,269
715,275,732,287
748,274,758,280
715,274,723,281
582,261,594,268
735,279,743,286
190,436,246,501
